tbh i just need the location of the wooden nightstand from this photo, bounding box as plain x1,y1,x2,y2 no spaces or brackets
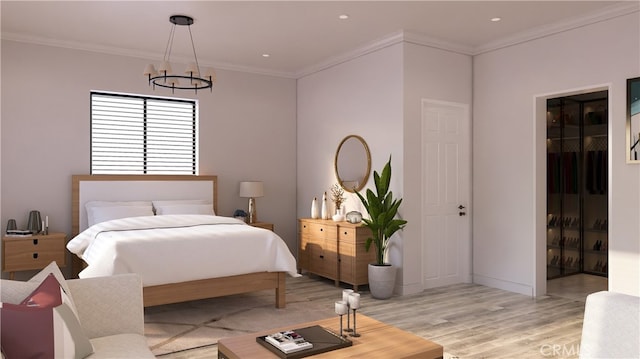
249,222,274,231
2,232,67,279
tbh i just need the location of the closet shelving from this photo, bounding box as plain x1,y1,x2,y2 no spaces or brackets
546,92,608,279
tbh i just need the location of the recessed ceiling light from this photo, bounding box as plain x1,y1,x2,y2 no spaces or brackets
491,17,502,22
339,14,349,20
262,54,270,58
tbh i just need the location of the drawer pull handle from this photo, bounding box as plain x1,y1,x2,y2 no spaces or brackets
344,231,348,235
319,255,324,259
33,239,38,245
33,253,39,259
320,228,323,232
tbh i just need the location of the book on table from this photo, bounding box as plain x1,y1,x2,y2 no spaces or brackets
256,325,352,358
264,330,313,354
5,230,33,237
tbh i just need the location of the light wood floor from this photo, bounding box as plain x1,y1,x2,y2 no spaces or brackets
159,273,606,358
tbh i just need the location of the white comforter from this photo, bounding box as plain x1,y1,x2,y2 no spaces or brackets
67,215,298,286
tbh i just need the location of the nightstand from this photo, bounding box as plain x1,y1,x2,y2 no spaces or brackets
2,232,67,279
249,222,274,231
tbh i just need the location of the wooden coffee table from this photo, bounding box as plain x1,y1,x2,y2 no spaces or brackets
218,314,443,358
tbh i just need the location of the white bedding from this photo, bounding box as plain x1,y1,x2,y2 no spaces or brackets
67,215,298,286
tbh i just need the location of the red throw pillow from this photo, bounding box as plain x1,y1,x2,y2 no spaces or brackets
0,274,93,358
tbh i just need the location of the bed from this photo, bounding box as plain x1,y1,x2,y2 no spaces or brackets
68,175,295,308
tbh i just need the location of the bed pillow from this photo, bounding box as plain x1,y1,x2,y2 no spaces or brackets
0,274,94,359
152,199,209,206
87,205,154,226
155,203,215,215
152,199,214,215
85,201,152,227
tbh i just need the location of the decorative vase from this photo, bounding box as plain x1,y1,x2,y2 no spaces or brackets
321,192,329,220
346,211,362,224
27,210,42,234
311,197,319,219
368,263,397,299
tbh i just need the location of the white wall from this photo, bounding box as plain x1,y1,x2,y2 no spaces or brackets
297,39,472,295
401,43,473,293
473,11,640,296
296,42,404,280
0,40,297,278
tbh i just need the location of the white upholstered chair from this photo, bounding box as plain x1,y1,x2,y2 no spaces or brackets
1,262,154,358
579,290,640,359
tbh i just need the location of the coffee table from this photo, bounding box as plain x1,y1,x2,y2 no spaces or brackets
218,314,443,358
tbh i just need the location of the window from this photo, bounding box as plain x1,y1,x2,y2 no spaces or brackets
91,92,197,174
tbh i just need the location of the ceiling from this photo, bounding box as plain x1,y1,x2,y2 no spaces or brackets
1,1,633,78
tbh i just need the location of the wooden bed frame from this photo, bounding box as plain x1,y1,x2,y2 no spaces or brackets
71,174,286,308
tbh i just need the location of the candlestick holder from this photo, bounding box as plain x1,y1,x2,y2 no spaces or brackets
334,300,348,337
348,292,361,337
342,289,354,332
350,308,361,337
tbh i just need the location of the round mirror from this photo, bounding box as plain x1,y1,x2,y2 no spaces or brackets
334,135,371,193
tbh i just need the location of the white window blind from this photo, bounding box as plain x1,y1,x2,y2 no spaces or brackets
91,92,197,174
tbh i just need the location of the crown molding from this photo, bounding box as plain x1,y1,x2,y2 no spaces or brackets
0,32,297,79
473,2,640,55
295,30,475,78
294,3,640,77
294,30,404,78
3,2,638,79
402,31,475,56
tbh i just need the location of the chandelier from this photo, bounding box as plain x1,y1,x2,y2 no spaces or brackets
143,15,215,94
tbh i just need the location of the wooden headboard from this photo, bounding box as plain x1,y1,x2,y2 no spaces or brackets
71,175,218,236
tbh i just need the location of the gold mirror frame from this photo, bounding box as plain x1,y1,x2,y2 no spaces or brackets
334,135,371,193
627,77,640,163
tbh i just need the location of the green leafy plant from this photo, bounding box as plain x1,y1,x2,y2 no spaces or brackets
355,156,407,265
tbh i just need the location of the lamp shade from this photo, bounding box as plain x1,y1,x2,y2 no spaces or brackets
185,62,198,75
143,64,158,76
158,61,172,74
239,181,264,198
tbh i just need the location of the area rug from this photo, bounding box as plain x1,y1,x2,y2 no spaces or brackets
144,287,337,356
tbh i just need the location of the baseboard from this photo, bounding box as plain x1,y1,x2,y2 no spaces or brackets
396,281,424,296
473,274,534,297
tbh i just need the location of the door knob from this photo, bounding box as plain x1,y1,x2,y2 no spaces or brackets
458,205,466,216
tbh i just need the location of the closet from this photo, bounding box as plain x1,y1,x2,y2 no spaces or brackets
546,91,608,279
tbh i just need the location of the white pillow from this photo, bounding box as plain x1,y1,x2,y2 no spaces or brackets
152,199,209,207
151,199,216,216
85,201,152,227
155,204,215,216
88,205,154,226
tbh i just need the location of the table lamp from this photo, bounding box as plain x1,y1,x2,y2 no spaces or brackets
239,181,264,224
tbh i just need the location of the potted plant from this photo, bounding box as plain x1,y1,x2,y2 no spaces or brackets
355,156,407,299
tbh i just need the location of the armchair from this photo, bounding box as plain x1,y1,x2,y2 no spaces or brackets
1,265,154,358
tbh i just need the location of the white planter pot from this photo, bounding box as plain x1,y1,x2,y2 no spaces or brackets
368,263,397,299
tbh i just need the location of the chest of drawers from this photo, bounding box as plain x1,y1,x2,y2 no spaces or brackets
298,219,375,291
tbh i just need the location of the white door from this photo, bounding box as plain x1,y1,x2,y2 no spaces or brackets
421,99,472,287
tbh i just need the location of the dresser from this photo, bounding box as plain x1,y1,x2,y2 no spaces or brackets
2,232,67,279
298,218,375,291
